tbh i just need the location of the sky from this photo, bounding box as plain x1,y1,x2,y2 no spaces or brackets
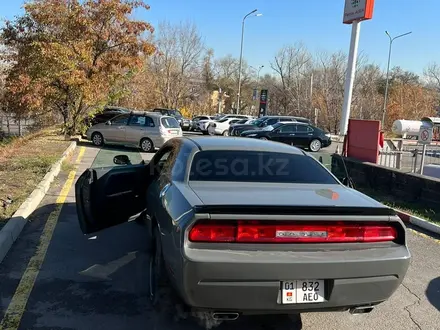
1,0,438,76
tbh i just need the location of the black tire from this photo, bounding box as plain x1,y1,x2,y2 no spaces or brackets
149,226,163,306
202,131,209,135
208,125,215,136
309,139,322,152
140,138,154,152
91,132,104,146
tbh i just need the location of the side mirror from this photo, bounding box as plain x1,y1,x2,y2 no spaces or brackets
105,121,111,125
113,155,131,165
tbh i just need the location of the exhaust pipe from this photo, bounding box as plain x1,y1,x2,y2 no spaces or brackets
211,312,240,321
349,306,374,315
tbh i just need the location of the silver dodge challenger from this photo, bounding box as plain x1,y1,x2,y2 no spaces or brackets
75,136,410,322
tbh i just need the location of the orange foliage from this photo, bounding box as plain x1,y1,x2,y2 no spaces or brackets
2,0,155,133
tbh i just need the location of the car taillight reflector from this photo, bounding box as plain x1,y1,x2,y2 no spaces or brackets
188,221,397,243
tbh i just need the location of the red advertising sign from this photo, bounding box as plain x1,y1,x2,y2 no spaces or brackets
343,0,375,24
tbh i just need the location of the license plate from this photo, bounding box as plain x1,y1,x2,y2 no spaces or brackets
170,130,178,135
281,280,325,304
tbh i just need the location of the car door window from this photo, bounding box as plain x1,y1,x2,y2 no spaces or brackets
278,124,297,133
145,116,155,127
128,115,146,126
111,114,130,125
266,118,278,126
307,126,314,132
152,148,174,177
296,125,308,133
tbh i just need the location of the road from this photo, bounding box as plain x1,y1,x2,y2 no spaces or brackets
0,137,439,330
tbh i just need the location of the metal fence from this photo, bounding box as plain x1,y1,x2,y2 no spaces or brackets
0,116,34,137
378,139,440,174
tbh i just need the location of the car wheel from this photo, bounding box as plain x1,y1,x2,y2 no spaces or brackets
140,138,154,152
149,226,166,307
259,136,268,140
202,131,208,135
208,125,215,136
91,132,104,146
222,130,229,136
309,139,322,152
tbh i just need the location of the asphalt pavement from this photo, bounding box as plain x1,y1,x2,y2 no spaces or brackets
0,139,439,330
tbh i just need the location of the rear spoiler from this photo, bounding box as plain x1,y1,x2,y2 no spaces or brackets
193,205,397,217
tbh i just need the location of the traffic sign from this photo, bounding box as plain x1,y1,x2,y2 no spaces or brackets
418,126,433,145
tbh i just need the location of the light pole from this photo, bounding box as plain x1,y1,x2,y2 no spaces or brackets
250,65,264,115
381,30,412,127
250,65,264,89
236,9,262,114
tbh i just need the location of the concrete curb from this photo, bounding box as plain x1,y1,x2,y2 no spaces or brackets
0,140,77,263
395,209,440,236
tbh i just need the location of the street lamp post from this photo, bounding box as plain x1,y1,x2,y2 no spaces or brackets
381,30,412,127
250,65,264,115
236,9,262,114
250,65,264,89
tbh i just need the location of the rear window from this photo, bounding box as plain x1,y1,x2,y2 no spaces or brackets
189,151,337,184
161,117,180,128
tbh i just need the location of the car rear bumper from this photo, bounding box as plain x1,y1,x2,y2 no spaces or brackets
178,245,410,313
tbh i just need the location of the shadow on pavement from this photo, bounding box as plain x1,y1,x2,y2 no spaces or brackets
0,201,303,330
426,277,440,311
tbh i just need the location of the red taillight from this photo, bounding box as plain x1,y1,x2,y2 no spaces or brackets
188,222,236,242
188,221,397,243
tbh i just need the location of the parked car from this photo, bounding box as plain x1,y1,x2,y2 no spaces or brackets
211,117,243,136
191,115,215,131
229,116,310,136
83,106,131,128
241,121,331,152
86,111,182,152
152,108,192,131
198,114,252,135
75,136,410,325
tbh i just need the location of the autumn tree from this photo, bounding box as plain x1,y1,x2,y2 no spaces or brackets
1,0,155,135
150,21,204,109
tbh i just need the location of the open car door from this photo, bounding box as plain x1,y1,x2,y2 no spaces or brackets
75,164,150,234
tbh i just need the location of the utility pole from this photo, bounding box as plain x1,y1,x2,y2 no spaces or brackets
381,31,412,127
217,87,222,114
236,9,262,114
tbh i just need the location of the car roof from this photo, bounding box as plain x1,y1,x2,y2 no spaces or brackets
183,136,306,155
104,106,131,112
130,111,173,118
153,108,179,111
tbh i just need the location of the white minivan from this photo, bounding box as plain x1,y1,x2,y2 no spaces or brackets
86,111,182,152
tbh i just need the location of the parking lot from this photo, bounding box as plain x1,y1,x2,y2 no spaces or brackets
0,137,439,330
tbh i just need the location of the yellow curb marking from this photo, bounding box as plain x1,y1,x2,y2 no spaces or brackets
0,147,85,330
408,228,440,245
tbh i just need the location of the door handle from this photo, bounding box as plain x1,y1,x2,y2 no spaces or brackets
159,183,171,199
289,134,295,136
118,126,124,129
308,133,313,136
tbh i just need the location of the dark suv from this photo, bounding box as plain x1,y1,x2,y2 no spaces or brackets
229,116,311,136
152,108,192,131
84,107,130,127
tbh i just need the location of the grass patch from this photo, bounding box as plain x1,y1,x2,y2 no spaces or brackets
0,136,16,147
61,158,75,172
358,187,440,225
0,128,71,224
